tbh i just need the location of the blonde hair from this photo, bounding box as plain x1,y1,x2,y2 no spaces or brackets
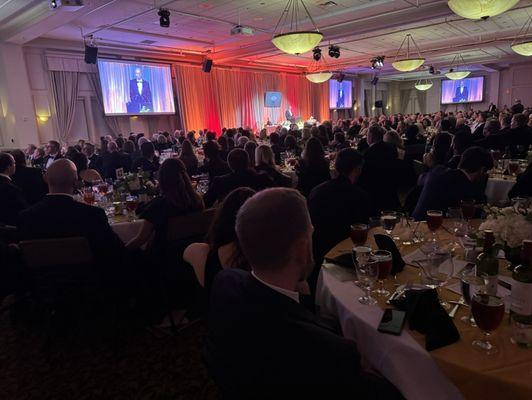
255,144,275,167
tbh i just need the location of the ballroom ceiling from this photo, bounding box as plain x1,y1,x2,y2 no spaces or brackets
1,0,532,78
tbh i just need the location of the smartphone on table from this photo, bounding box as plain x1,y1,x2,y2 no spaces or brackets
378,308,406,335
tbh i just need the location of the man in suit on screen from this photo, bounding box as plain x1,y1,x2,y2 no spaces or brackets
453,80,469,103
336,84,345,108
128,68,153,113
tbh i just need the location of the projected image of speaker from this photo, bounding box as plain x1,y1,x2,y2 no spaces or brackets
202,59,213,73
265,91,282,108
84,45,98,64
374,100,383,108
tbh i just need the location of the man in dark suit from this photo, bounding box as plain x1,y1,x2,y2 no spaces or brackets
285,105,295,123
9,150,48,205
197,141,231,180
18,159,124,276
308,148,370,294
128,67,153,113
203,149,273,207
452,80,469,103
358,124,400,214
0,153,28,226
336,85,345,108
413,146,493,220
43,140,62,170
82,142,101,173
505,113,532,158
205,188,401,399
471,112,488,141
101,141,128,179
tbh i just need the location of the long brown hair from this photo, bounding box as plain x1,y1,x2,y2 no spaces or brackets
159,158,204,211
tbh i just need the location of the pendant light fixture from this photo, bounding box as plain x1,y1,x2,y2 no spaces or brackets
414,78,433,91
445,54,471,80
392,34,425,72
272,0,323,55
305,57,332,84
447,0,519,20
511,15,532,56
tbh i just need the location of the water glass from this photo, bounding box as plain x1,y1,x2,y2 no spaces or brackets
355,259,378,305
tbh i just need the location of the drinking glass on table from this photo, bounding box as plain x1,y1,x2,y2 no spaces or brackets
446,207,467,251
82,186,95,205
426,210,443,243
471,294,505,355
423,249,454,309
350,224,369,246
459,268,486,327
460,199,476,231
355,259,378,305
125,195,139,221
508,159,520,177
380,211,398,237
371,250,393,297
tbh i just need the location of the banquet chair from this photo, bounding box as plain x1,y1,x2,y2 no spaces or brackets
18,237,103,349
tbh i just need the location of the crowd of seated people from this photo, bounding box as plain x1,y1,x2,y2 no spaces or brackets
1,101,531,397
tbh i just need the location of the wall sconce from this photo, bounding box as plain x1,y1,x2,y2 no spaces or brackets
386,105,390,110
37,115,49,123
371,106,375,111
354,105,358,111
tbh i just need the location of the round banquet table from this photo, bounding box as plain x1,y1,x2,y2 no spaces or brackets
485,176,516,205
317,221,532,400
109,216,143,243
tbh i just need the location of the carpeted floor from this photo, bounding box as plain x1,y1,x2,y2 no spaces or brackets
0,311,219,400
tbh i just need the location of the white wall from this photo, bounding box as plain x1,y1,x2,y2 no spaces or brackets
498,62,532,108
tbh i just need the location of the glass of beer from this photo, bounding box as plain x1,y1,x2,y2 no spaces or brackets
508,159,520,177
380,211,398,236
125,195,139,221
371,250,393,297
350,224,369,246
427,210,443,244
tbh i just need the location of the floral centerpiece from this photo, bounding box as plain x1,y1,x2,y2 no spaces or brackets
114,171,158,200
478,205,532,265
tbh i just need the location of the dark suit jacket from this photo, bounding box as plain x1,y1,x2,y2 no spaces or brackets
358,141,400,214
18,195,124,274
471,123,485,141
101,151,128,179
453,86,468,103
129,79,152,107
296,159,331,197
88,153,102,173
308,175,370,262
508,163,532,199
205,269,401,399
198,157,231,180
0,176,29,226
413,169,485,220
43,154,63,170
203,170,273,207
11,166,48,205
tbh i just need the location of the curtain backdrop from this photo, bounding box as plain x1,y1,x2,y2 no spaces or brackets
400,89,411,114
173,65,329,133
87,72,123,137
49,71,80,144
417,89,427,114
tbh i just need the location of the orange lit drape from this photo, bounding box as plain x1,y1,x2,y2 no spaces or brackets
174,64,329,134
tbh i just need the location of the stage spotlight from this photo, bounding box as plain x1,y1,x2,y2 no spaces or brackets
158,8,170,28
328,45,340,58
312,47,322,61
370,56,385,69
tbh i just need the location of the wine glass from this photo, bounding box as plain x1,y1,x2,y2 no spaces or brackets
355,259,378,305
471,294,505,355
350,224,368,246
426,210,443,244
508,159,520,177
460,199,476,221
371,250,392,297
82,186,95,205
459,268,486,327
380,211,398,236
125,195,139,221
422,249,454,309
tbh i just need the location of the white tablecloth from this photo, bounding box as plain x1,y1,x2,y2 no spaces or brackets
111,220,143,243
485,177,515,205
316,269,463,400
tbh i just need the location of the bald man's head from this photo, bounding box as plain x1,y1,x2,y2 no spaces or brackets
45,159,78,194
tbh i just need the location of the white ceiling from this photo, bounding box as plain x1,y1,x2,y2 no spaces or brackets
1,0,532,78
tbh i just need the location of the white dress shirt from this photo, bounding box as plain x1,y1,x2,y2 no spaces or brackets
251,271,300,303
136,80,143,95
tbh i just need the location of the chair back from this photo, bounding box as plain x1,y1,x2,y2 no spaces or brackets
167,208,216,242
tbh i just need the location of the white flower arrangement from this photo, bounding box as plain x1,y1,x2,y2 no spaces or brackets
479,206,532,249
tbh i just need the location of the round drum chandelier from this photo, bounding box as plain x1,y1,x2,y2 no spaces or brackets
511,15,532,56
272,0,323,55
447,0,519,20
392,34,425,72
445,54,471,80
305,57,332,84
414,78,433,91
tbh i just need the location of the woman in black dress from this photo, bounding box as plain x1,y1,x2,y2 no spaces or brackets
184,187,255,295
126,158,204,250
296,137,331,197
178,139,199,177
